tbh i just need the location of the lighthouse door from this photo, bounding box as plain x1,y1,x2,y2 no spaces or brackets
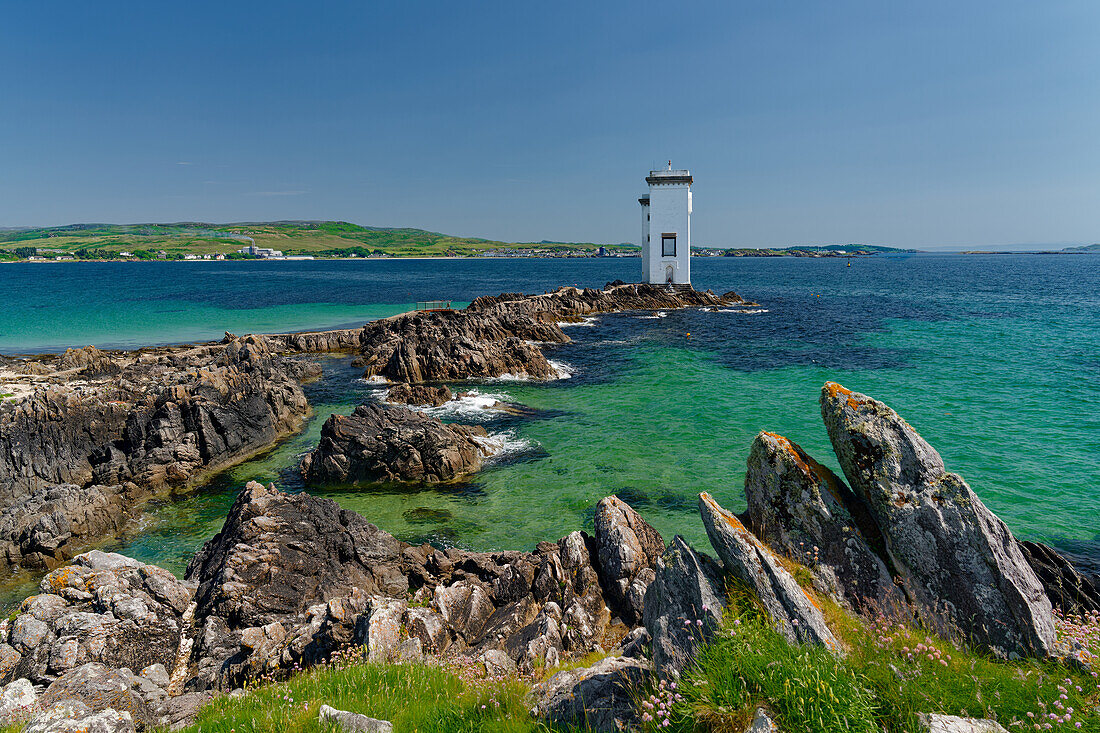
665,265,674,283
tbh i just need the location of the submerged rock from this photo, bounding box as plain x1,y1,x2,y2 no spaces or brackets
743,431,902,615
642,536,726,678
699,493,840,652
300,403,492,484
820,381,1055,659
384,383,453,407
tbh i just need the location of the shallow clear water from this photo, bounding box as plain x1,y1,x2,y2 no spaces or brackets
1,255,1097,606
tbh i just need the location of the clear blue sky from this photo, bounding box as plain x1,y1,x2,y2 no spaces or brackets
2,1,1098,250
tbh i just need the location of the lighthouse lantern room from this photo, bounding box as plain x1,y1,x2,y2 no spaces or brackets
639,163,692,286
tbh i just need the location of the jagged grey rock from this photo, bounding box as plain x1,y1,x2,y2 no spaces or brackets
642,536,726,678
1018,540,1100,614
917,713,1008,732
700,492,840,653
821,382,1055,659
743,431,903,615
593,496,665,624
0,335,313,571
300,402,492,484
318,704,394,733
532,655,652,731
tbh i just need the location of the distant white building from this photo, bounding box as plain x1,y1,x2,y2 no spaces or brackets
237,243,284,258
639,164,692,286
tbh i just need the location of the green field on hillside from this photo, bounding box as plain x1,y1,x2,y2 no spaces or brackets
0,221,633,260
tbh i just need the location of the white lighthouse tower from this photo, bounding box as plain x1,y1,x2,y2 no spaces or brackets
639,163,692,286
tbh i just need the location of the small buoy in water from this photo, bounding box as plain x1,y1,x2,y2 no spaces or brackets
686,332,691,337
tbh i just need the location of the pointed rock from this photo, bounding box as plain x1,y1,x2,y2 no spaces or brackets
744,431,903,614
820,382,1055,659
642,536,726,678
593,495,665,623
699,492,840,652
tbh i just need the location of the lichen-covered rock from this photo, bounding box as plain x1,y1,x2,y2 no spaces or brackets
300,403,491,484
743,431,903,615
821,382,1055,659
2,551,193,691
699,493,840,652
745,707,779,732
0,677,38,725
532,655,652,731
642,536,726,678
593,496,665,624
39,663,153,730
384,383,453,407
24,699,136,733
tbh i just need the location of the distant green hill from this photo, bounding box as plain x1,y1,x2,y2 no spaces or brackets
0,221,633,260
720,243,916,257
1060,243,1100,253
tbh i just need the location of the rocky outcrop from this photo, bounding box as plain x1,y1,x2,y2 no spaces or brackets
531,655,652,731
820,382,1055,659
300,403,492,484
743,431,902,615
177,482,648,689
0,550,195,730
270,283,745,383
384,383,453,407
593,496,665,624
699,493,840,652
642,536,726,678
1,551,193,689
0,336,314,571
1018,541,1100,614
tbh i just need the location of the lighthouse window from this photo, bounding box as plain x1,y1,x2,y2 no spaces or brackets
661,234,676,257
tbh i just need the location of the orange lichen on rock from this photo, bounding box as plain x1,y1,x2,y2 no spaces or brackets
762,431,846,505
824,381,864,410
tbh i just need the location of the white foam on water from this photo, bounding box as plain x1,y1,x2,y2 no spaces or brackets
717,308,769,314
472,430,534,461
559,316,599,327
360,375,390,384
414,389,512,420
548,360,575,379
636,311,668,319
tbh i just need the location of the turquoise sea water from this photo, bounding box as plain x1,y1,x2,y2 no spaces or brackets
1,255,1097,601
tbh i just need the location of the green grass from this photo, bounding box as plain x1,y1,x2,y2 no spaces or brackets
0,221,634,260
178,653,550,733
639,580,1100,733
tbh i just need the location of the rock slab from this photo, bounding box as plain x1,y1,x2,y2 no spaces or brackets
821,382,1055,659
318,704,394,733
700,492,840,653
